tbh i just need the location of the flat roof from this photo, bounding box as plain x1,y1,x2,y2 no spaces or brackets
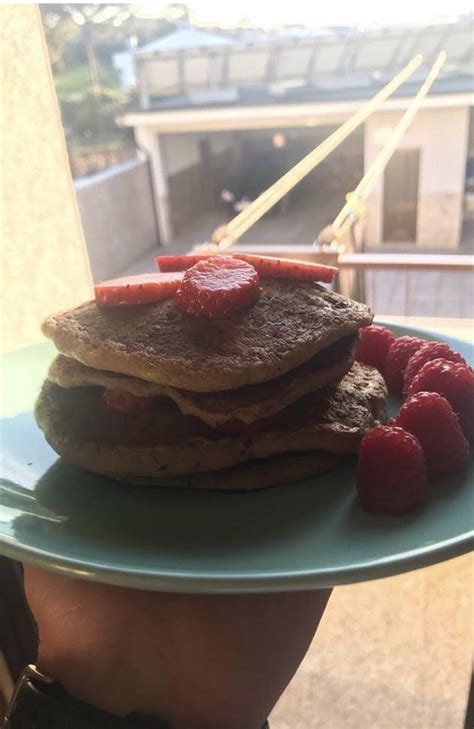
132,20,474,110
122,72,473,110
117,90,474,133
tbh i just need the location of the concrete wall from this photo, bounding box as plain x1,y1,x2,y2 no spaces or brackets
364,106,470,249
75,157,159,282
160,131,234,235
1,5,93,354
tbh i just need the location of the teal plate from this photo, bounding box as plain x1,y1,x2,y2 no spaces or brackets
0,323,472,592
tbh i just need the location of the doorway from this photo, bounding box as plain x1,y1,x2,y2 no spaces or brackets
383,149,420,243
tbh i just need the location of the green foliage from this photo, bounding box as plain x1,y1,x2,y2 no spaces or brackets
54,63,120,99
41,8,78,70
60,86,127,148
41,4,182,68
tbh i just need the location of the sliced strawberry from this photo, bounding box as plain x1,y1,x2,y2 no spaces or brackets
233,253,338,283
103,390,154,413
176,257,261,319
156,254,212,272
95,272,183,307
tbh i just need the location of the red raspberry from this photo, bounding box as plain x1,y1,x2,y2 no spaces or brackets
384,336,425,395
355,325,396,373
403,342,467,397
394,391,470,477
356,425,428,514
103,390,154,413
175,257,261,319
406,359,474,440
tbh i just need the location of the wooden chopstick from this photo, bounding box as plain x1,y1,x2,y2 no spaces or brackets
215,54,423,248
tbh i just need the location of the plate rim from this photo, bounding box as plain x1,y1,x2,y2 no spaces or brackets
0,525,471,593
1,321,473,591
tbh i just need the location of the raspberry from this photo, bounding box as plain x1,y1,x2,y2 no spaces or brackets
403,342,467,397
103,390,154,413
355,325,396,373
356,425,428,514
394,392,470,477
384,336,425,395
175,257,261,319
406,359,474,440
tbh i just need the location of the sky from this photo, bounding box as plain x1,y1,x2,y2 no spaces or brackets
141,0,473,28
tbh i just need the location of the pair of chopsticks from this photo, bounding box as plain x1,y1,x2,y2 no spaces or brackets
331,51,446,234
213,52,445,249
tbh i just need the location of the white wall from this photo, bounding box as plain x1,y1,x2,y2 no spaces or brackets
2,5,93,353
364,106,470,248
162,133,202,176
366,107,469,194
162,131,234,179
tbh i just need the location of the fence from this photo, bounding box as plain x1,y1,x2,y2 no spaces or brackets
201,244,474,319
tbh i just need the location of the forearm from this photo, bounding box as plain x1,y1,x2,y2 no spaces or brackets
24,566,331,729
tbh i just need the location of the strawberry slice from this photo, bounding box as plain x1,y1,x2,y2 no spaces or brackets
176,257,261,319
156,254,212,272
95,272,183,307
233,254,338,283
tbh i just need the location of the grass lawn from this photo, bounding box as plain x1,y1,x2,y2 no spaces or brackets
54,63,120,98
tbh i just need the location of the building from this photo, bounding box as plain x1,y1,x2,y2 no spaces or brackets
117,22,474,249
112,50,136,89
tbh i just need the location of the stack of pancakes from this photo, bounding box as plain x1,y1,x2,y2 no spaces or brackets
35,279,387,490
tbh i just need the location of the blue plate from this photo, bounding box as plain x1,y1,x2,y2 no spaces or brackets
0,323,472,592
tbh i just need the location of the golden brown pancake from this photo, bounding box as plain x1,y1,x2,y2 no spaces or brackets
42,280,372,391
124,451,341,491
48,335,357,426
35,363,387,481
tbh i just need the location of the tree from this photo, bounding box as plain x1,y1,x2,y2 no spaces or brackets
42,5,131,92
40,6,79,71
41,4,193,72
40,4,190,155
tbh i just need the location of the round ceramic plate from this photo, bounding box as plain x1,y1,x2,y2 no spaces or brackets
0,323,472,592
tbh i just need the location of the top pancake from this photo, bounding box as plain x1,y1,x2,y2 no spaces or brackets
42,279,372,391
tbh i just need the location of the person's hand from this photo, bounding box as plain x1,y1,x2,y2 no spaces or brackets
24,565,331,729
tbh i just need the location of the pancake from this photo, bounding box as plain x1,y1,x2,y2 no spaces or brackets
35,362,387,480
42,280,372,391
124,451,341,491
48,334,357,426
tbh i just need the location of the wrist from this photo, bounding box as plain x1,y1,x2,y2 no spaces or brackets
36,649,128,718
3,664,168,729
4,664,270,729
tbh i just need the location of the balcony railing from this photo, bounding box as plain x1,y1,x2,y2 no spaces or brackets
192,242,474,319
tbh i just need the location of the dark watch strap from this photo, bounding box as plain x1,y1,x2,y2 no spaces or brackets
3,664,270,729
3,665,168,729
